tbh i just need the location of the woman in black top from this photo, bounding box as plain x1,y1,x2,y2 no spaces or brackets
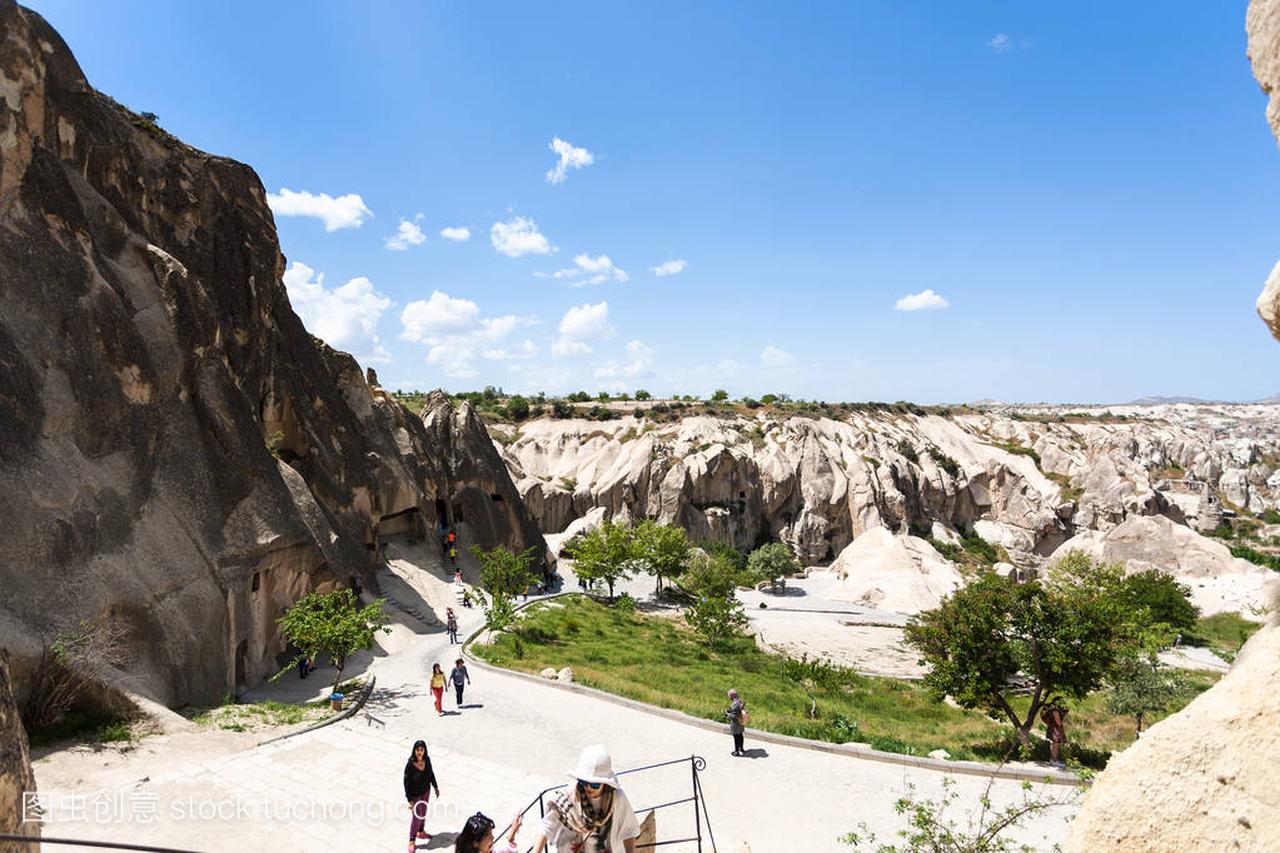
404,739,440,850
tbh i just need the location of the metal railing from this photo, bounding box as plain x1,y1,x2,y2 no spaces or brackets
499,754,718,852
0,835,193,852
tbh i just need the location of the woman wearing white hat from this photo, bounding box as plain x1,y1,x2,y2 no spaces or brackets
533,744,641,852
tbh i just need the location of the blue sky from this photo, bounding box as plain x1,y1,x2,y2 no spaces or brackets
29,1,1280,403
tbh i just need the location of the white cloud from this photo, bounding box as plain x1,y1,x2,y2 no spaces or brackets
986,33,1028,53
545,137,594,185
399,291,535,377
385,214,426,250
267,188,372,231
594,340,655,381
547,253,629,286
651,259,687,277
553,301,614,357
440,226,471,242
491,216,555,257
760,345,795,367
484,340,538,361
895,289,950,311
283,262,391,363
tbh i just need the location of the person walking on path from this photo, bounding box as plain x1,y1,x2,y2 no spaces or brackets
404,739,440,851
446,608,459,644
534,744,640,853
430,663,447,716
450,544,459,567
725,689,748,756
450,658,471,708
1041,697,1068,767
454,812,522,853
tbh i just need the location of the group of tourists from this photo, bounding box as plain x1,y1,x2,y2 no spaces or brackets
438,523,459,567
403,742,641,852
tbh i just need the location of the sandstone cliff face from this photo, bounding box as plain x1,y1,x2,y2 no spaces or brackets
0,1,541,708
0,654,38,852
502,404,1280,571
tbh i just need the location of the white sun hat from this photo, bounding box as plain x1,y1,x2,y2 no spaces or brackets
567,743,620,788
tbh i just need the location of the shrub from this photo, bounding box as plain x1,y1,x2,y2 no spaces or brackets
895,439,919,464
505,395,530,421
1113,569,1199,632
552,400,574,418
711,389,729,402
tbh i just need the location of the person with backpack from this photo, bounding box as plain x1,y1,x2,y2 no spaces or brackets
725,688,748,756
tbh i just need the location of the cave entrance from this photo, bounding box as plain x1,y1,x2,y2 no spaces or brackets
435,498,448,525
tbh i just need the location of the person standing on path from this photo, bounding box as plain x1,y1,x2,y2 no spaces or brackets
404,739,440,851
446,608,459,644
534,744,640,853
430,663,447,716
450,658,471,708
725,688,748,756
454,811,522,852
1041,697,1068,767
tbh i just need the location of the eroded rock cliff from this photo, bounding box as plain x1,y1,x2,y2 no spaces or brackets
0,653,38,852
0,0,541,709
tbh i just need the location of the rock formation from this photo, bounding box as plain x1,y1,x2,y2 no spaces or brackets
1065,3,1280,846
0,0,541,709
0,653,38,852
502,404,1280,571
827,527,964,613
1056,514,1278,615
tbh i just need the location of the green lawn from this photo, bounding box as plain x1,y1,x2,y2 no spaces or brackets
1187,612,1263,663
473,596,1228,769
475,596,1008,762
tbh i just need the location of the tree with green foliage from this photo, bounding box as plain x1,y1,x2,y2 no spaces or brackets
632,520,691,595
565,521,635,598
904,553,1135,744
685,592,747,648
711,389,729,402
505,394,530,422
747,542,800,587
1113,569,1199,634
1105,651,1191,737
634,389,652,400
680,550,745,599
761,394,779,405
277,589,391,693
471,544,540,630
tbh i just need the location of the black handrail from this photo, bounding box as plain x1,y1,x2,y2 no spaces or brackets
498,755,717,852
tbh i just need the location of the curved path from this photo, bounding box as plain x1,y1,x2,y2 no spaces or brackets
31,545,1080,852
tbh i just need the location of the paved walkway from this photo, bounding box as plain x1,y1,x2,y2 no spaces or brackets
31,543,1081,851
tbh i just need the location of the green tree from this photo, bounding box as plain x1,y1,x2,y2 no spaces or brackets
471,545,540,630
1113,569,1199,634
565,521,635,598
634,389,652,400
1105,651,1191,737
680,550,744,599
747,542,800,587
505,395,530,422
632,520,691,595
904,555,1135,744
685,593,747,649
277,589,391,693
711,389,729,402
761,394,779,405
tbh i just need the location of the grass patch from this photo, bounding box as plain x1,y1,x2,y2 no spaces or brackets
475,597,1008,761
1186,613,1263,662
27,710,138,748
1045,471,1084,503
185,698,331,731
1230,545,1280,572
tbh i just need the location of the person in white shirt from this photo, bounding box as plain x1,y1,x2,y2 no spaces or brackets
534,744,640,853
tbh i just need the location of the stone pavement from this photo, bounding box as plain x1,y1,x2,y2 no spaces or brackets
31,547,1081,851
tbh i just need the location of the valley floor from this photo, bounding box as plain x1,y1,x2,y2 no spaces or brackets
31,543,1082,852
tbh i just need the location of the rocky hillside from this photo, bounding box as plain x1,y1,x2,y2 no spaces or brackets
0,0,541,709
502,404,1280,558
